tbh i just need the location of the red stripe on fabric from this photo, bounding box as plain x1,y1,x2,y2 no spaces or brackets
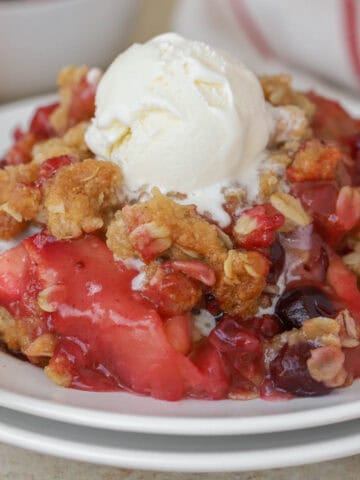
343,0,360,84
229,0,274,59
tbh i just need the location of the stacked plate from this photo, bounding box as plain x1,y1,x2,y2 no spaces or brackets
1,350,360,472
0,95,360,473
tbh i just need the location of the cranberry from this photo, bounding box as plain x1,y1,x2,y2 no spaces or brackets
303,246,329,280
210,317,261,355
162,260,216,286
29,103,59,139
235,204,284,248
307,91,360,148
209,317,264,387
349,134,360,185
251,315,283,338
275,286,336,330
267,239,285,284
13,127,24,142
68,77,97,127
347,132,360,156
270,342,331,397
292,182,346,247
4,132,36,166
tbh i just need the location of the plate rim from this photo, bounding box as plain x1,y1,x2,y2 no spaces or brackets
1,407,360,472
0,367,360,436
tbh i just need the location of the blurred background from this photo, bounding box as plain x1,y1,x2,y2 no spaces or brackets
1,0,359,103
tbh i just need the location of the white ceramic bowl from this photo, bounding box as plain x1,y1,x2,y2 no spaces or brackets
0,0,140,103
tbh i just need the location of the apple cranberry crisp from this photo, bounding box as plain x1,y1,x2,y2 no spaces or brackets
0,66,359,401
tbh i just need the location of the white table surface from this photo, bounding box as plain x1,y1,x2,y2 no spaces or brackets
0,444,359,480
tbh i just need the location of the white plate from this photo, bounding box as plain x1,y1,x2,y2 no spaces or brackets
2,350,360,436
1,406,360,472
0,95,360,437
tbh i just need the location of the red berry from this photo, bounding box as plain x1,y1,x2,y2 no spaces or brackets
234,204,285,248
275,286,336,331
270,342,331,397
4,132,37,166
209,317,264,389
163,260,216,286
307,91,360,148
29,103,59,139
266,238,285,284
335,186,360,231
292,181,347,247
327,256,360,321
250,315,283,338
13,127,25,142
68,77,96,127
287,140,342,183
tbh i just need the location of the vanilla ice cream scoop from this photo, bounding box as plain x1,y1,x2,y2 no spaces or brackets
85,33,274,226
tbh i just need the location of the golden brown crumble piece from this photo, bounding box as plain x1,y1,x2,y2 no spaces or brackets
50,66,90,134
49,64,101,136
45,158,122,239
258,169,280,200
307,346,347,388
260,74,315,119
0,163,40,238
32,122,91,164
2,184,41,223
24,333,58,360
0,290,60,367
0,306,19,351
107,189,269,317
215,249,269,316
0,163,39,204
343,250,360,278
0,305,51,366
106,211,135,259
45,355,72,387
270,105,312,147
287,139,344,183
223,188,246,218
0,213,26,240
108,188,227,265
335,309,360,348
269,151,292,168
270,192,312,227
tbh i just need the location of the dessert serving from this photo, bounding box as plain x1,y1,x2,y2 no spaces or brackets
0,34,359,402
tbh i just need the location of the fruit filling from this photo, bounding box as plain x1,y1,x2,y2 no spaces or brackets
0,36,359,401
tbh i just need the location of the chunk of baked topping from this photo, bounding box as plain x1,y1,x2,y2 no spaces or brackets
45,158,122,239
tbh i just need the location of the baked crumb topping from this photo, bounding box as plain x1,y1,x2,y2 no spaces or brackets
0,67,359,401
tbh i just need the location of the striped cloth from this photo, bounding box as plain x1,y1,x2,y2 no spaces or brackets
172,0,360,95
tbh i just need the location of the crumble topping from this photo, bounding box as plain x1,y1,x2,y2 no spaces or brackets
44,158,122,239
0,66,359,402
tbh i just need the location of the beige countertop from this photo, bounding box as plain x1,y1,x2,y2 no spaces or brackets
1,443,360,480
